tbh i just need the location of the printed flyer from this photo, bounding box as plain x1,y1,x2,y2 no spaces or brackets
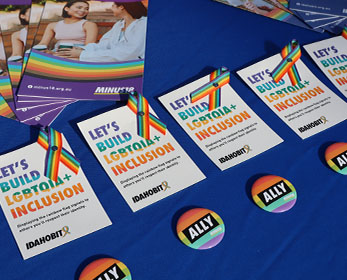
0,132,111,259
0,0,70,125
159,71,283,171
237,55,347,139
214,0,313,31
20,0,47,93
304,35,347,99
24,0,46,62
19,0,77,107
289,0,347,17
17,0,149,101
0,0,31,91
0,31,16,119
78,104,206,212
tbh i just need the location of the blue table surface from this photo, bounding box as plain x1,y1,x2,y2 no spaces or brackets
0,0,346,279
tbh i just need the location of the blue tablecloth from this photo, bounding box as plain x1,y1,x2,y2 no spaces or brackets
0,0,346,279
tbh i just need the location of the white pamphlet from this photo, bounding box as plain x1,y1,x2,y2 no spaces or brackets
237,56,347,139
304,35,347,98
159,73,283,170
78,105,206,212
0,134,111,259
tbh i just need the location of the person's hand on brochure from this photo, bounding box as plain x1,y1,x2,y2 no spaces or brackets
55,47,83,59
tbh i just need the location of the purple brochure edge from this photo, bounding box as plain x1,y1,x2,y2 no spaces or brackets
15,99,74,122
21,104,69,127
16,99,75,110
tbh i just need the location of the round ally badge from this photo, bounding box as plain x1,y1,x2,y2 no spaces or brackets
252,175,297,213
79,258,131,280
325,142,347,175
176,208,225,250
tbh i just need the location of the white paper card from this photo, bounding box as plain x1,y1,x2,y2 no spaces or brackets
304,36,347,98
158,74,283,170
0,136,111,260
78,106,206,212
237,55,347,139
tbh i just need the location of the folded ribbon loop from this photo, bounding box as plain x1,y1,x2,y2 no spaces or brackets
271,39,301,86
190,67,230,111
342,25,347,40
127,92,167,140
37,128,80,182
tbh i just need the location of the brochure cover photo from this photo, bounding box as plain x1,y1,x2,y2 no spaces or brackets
17,0,149,101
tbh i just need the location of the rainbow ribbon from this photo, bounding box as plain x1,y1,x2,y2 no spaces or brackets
342,25,347,40
37,128,80,182
190,67,230,111
271,39,302,86
127,92,167,140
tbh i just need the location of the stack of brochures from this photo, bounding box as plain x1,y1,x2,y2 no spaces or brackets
214,0,346,34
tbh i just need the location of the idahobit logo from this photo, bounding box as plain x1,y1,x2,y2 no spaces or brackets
298,116,328,133
218,144,251,163
26,225,71,250
132,181,171,203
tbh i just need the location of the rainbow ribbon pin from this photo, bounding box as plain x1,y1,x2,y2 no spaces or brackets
342,25,347,40
271,39,302,86
190,67,230,111
127,92,167,140
37,128,80,182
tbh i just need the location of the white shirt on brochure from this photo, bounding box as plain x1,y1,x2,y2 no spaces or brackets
80,16,147,62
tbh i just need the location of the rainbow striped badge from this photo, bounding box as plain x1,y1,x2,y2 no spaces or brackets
127,91,167,140
37,128,80,182
342,25,347,40
271,39,302,86
190,67,230,111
